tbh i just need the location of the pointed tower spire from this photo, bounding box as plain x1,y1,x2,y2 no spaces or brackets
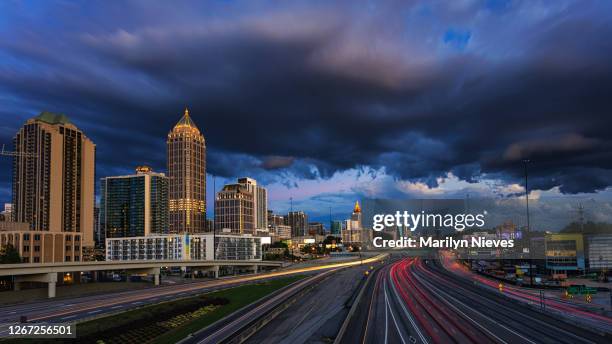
172,107,200,134
354,201,361,213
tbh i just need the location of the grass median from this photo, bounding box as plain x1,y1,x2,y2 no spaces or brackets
2,275,306,344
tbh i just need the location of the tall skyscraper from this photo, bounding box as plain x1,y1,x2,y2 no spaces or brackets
12,112,95,247
167,108,206,233
237,177,268,229
331,221,342,236
10,112,95,262
100,166,169,241
285,211,308,237
215,183,254,234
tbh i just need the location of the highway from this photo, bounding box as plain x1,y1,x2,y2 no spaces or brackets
183,269,339,344
0,254,386,338
245,264,371,343
340,255,611,344
440,252,612,333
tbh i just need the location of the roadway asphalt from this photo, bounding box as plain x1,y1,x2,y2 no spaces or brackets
183,269,339,344
0,254,387,339
339,256,423,344
418,258,611,343
245,264,371,344
340,255,611,344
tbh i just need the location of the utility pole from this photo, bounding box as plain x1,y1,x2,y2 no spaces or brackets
523,159,534,287
578,203,585,233
213,176,216,260
329,206,332,234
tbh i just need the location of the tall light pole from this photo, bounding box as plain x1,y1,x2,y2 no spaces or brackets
523,159,534,287
213,176,216,260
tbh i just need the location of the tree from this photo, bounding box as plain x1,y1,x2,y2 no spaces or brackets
0,244,21,264
270,241,288,249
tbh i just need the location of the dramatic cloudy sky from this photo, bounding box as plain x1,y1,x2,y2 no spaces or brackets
1,0,612,228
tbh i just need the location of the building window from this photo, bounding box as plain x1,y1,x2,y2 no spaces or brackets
66,246,71,251
75,236,80,242
22,257,29,263
65,256,71,262
34,257,40,263
74,256,80,261
23,246,30,252
34,246,40,252
23,234,30,241
34,234,41,241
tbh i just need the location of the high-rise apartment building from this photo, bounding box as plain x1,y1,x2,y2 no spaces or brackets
237,177,268,229
285,211,308,237
99,166,169,241
215,183,254,234
167,108,206,233
267,210,284,226
11,112,95,262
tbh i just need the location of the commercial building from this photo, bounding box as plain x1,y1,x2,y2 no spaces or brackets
308,222,324,235
1,204,12,222
269,224,291,241
268,211,284,227
586,234,612,271
545,233,585,271
100,166,169,241
285,211,308,237
0,228,82,263
11,112,95,261
342,202,368,246
238,178,268,229
106,234,262,261
167,108,206,233
215,183,254,234
330,221,342,236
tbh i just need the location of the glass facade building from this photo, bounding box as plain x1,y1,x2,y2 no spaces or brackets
100,167,168,243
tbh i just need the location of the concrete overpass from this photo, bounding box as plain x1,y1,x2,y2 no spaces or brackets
0,260,283,298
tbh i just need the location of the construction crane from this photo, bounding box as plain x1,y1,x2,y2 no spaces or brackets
0,144,38,158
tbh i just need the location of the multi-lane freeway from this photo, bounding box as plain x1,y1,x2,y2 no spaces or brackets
340,255,611,344
1,253,610,344
0,254,385,338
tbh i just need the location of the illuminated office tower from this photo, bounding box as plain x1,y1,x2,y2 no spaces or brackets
11,112,95,261
215,183,254,234
167,108,206,233
237,177,268,229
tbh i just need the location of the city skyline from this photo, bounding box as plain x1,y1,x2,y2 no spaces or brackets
2,1,612,228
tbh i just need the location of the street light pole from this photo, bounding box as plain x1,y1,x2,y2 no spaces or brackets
523,159,534,287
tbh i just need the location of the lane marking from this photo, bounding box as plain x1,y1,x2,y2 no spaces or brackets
384,278,406,344
388,269,428,344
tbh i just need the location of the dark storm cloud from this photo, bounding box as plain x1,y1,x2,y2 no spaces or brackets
1,0,612,199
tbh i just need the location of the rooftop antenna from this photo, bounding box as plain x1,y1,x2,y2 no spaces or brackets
578,203,585,233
